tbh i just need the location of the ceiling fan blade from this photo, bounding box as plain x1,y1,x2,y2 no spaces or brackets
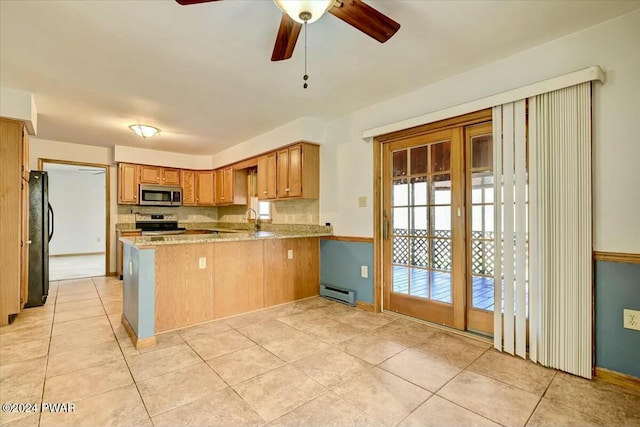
328,0,400,43
271,13,302,62
175,0,221,5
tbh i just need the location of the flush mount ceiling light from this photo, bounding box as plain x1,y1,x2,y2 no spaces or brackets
273,0,334,24
129,124,160,138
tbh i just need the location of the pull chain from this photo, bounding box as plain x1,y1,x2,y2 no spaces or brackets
303,20,308,89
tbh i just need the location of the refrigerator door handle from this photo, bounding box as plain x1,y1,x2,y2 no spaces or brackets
48,203,54,242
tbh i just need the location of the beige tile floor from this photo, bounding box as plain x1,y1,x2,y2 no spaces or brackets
1,276,639,427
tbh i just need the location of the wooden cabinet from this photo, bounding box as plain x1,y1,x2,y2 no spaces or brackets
276,143,319,199
118,163,139,204
117,230,142,279
181,170,196,206
257,153,277,200
264,237,320,306
0,119,29,325
215,167,248,205
214,240,264,318
155,243,215,333
195,170,215,206
139,165,181,186
162,168,181,186
139,165,160,184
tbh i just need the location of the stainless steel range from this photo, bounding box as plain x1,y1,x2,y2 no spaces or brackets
135,213,186,235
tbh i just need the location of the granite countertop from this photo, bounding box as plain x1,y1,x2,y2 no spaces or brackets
121,229,332,247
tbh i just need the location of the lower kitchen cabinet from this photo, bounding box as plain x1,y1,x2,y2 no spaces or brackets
213,240,264,318
264,238,320,306
126,237,321,335
155,243,215,333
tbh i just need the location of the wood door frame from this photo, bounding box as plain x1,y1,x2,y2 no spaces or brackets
373,109,492,318
38,158,111,276
464,121,495,334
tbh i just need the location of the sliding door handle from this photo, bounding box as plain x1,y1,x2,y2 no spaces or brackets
383,211,389,240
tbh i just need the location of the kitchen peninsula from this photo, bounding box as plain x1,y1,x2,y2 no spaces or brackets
120,226,331,348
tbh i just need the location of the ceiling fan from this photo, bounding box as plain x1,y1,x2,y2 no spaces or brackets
175,0,401,61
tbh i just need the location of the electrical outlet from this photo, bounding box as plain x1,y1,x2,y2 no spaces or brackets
199,257,206,269
361,265,368,278
287,249,293,260
623,309,640,331
358,196,367,208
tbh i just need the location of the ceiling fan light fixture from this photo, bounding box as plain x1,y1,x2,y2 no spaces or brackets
129,124,160,138
274,0,334,24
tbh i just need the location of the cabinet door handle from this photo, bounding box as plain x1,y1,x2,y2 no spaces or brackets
285,188,290,192
263,191,268,194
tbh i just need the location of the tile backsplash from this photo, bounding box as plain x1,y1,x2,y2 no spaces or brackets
217,199,319,225
117,198,319,226
117,205,218,224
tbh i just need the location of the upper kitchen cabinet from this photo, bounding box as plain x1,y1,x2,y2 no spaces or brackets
257,153,277,200
118,163,139,204
139,165,181,186
181,170,196,206
0,118,30,326
138,165,160,184
195,170,215,206
215,167,248,205
276,142,319,199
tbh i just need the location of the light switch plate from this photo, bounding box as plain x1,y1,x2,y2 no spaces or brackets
287,249,293,260
361,265,368,278
358,196,367,208
623,309,640,331
199,257,206,269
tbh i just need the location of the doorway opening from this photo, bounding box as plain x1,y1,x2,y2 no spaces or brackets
375,109,496,336
38,159,110,281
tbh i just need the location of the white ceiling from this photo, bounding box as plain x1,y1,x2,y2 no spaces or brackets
1,0,638,155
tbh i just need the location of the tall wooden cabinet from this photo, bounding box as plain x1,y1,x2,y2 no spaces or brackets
118,163,139,204
181,170,196,205
257,153,277,200
215,167,248,205
276,142,319,199
0,118,30,326
195,170,215,206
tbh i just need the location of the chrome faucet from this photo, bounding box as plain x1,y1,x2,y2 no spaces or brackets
244,208,260,232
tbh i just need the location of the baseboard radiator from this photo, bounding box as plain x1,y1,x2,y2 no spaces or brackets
319,284,356,306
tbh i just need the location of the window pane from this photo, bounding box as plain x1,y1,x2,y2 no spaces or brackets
393,207,408,232
472,134,493,169
392,179,408,207
392,266,409,294
431,140,451,173
393,150,407,177
258,201,271,219
432,174,451,205
412,206,428,234
432,206,451,234
410,146,428,174
411,177,428,206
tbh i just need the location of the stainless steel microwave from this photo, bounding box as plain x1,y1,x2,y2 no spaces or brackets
139,185,182,207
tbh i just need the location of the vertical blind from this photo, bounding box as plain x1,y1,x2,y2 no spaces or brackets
493,82,593,378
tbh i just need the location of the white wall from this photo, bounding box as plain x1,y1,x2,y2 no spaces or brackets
317,9,640,253
114,145,213,170
211,117,326,168
0,87,38,135
29,138,118,272
46,169,106,255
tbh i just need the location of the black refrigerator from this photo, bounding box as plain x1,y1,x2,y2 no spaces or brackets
25,170,53,308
